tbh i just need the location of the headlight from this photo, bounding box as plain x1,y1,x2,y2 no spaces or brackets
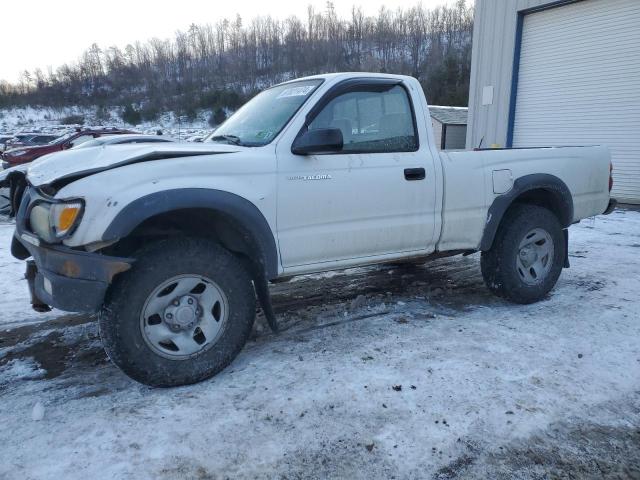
29,199,84,243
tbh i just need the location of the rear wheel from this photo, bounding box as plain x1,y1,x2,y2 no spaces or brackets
481,204,565,304
99,237,256,387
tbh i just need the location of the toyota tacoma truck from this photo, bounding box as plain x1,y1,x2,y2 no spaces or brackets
9,73,616,387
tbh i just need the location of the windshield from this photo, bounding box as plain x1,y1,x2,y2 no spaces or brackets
205,79,323,147
47,132,74,145
73,138,104,149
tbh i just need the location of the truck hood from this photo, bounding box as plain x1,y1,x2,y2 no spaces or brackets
26,143,239,187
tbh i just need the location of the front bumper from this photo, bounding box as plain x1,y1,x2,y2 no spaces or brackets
14,233,132,313
13,187,133,313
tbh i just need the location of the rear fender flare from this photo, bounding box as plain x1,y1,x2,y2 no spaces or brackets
480,173,574,251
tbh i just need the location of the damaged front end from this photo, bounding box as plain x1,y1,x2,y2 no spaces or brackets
12,185,133,313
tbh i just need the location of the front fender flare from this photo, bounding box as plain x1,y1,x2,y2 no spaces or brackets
102,188,279,279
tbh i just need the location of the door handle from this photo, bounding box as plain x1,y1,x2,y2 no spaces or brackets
404,168,425,181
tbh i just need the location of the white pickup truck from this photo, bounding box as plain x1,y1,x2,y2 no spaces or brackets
9,73,616,386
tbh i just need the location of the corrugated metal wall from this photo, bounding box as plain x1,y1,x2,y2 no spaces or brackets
444,125,467,150
468,0,640,203
432,120,468,150
466,0,556,149
513,0,640,203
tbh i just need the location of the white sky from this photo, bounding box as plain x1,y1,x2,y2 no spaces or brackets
0,0,468,83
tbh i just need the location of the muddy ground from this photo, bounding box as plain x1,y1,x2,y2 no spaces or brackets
1,210,639,479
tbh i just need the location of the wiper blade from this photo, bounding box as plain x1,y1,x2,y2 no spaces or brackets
209,134,242,146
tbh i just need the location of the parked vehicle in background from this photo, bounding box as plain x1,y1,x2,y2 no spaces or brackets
72,134,175,149
9,73,616,387
4,134,40,150
1,128,134,168
0,130,205,209
4,134,39,151
7,133,60,149
0,135,13,152
0,133,168,216
0,136,15,214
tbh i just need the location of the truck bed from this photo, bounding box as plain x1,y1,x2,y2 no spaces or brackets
436,145,611,252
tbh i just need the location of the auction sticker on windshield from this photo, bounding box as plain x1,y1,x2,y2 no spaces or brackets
276,85,316,98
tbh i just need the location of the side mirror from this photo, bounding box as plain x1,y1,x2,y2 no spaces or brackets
292,128,343,155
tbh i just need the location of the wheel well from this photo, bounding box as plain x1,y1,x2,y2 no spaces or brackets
102,208,266,277
481,182,573,252
511,188,571,226
4,172,27,217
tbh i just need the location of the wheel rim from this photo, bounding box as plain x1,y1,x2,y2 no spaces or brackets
139,274,228,360
516,227,555,286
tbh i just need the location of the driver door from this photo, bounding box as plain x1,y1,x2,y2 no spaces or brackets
276,80,438,270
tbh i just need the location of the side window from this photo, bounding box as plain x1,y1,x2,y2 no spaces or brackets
308,85,418,153
68,135,94,147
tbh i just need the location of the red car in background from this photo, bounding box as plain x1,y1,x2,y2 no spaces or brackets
1,128,134,168
5,133,60,150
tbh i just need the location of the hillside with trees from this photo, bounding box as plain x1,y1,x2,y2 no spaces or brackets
0,1,473,125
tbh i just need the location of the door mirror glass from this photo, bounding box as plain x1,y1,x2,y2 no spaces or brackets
291,128,343,155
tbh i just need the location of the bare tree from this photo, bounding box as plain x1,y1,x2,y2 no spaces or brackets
0,2,474,116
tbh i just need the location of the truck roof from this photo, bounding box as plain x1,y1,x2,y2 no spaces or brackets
279,71,416,85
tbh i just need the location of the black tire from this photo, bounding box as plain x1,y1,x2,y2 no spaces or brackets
481,204,565,304
99,237,256,387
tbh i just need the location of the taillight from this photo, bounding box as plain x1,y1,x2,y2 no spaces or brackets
609,162,613,192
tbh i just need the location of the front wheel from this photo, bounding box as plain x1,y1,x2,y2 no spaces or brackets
481,204,565,304
99,237,256,387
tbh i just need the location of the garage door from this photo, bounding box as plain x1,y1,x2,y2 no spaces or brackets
513,0,640,203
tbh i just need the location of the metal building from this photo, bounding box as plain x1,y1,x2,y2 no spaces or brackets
467,0,640,203
429,106,468,150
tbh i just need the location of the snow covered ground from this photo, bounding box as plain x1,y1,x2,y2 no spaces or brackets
0,210,639,479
